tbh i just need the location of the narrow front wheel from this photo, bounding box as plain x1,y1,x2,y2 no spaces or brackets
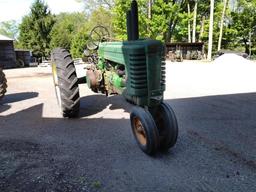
154,102,178,151
130,107,159,155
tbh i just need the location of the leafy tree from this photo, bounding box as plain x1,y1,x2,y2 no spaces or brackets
228,0,256,54
18,0,55,58
50,12,87,50
0,20,19,40
70,6,113,57
76,0,114,14
150,0,185,42
113,0,189,42
87,6,114,36
113,0,154,40
70,25,89,58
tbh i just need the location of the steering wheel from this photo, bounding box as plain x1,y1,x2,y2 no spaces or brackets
87,25,110,50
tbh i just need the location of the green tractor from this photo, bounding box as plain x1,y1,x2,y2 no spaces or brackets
0,67,7,100
51,0,178,155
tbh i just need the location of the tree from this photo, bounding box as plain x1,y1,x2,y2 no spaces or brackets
70,26,89,58
217,0,228,51
229,0,256,54
69,6,113,58
87,6,113,35
18,0,55,58
76,0,114,14
113,0,147,40
50,12,87,50
192,0,197,42
207,0,214,61
0,20,19,40
150,0,182,42
113,0,187,42
187,2,191,42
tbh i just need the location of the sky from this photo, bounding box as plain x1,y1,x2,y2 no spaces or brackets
0,0,84,22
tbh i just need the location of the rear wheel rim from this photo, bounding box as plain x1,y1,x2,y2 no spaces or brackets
133,117,147,146
52,64,62,107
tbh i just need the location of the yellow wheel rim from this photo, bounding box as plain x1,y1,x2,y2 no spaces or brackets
133,117,147,146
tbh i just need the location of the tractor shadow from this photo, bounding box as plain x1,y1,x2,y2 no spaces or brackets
1,92,39,104
0,92,39,114
79,94,132,117
1,92,256,191
166,92,256,167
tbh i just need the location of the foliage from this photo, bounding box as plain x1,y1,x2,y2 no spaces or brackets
87,6,114,36
70,6,113,58
18,0,55,58
0,20,19,40
227,0,256,53
113,0,189,42
150,0,182,41
14,0,256,58
113,0,148,40
76,0,115,14
70,25,89,58
50,12,87,50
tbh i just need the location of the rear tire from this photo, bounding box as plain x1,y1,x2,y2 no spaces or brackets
51,48,80,118
0,68,7,100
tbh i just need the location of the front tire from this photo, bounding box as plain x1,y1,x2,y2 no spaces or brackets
154,102,178,151
51,48,80,118
0,68,7,100
130,107,159,155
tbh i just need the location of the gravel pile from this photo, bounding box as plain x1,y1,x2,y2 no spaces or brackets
213,53,254,65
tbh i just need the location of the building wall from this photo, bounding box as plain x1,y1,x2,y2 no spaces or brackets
0,40,16,68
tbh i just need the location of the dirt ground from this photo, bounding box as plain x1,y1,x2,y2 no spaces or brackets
0,59,256,192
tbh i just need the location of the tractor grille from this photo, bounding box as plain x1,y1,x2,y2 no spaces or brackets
161,56,166,88
129,54,147,90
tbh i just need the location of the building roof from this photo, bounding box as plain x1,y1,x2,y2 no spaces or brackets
0,34,14,41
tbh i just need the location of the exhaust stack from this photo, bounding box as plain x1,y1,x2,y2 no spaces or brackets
126,0,139,41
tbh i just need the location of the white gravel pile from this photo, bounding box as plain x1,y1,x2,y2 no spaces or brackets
213,53,254,65
165,54,256,99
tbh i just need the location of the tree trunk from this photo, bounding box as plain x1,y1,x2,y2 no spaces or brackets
249,30,252,57
147,0,152,34
187,3,191,43
199,16,205,42
192,0,197,43
217,0,228,51
243,38,249,55
148,0,152,19
207,0,214,61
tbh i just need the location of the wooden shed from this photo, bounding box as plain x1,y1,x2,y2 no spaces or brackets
0,34,16,68
166,42,205,60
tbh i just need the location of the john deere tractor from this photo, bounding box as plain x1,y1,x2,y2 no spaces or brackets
51,0,178,155
0,67,7,100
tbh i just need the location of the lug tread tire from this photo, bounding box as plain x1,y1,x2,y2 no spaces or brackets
0,69,7,100
51,48,80,118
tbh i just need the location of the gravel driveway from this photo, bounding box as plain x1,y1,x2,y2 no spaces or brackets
0,58,256,192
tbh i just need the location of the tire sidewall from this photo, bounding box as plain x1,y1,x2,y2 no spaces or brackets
159,102,178,149
130,107,159,155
